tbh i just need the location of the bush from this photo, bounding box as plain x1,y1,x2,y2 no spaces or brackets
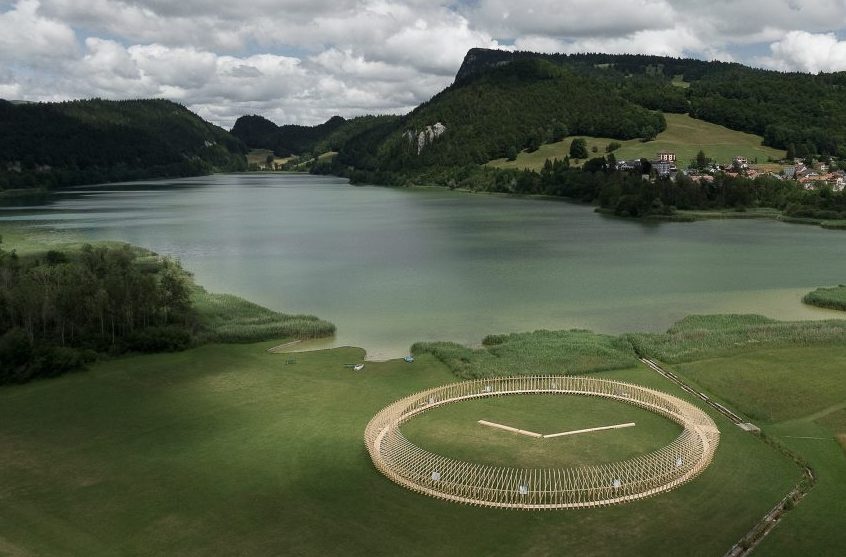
127,326,193,353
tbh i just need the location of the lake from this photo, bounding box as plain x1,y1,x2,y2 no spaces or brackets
1,173,843,359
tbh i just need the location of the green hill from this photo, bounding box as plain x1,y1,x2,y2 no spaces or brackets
332,58,665,181
488,113,785,171
0,99,247,191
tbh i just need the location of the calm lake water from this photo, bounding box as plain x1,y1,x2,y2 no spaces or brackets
1,173,843,359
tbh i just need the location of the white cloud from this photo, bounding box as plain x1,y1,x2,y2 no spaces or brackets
2,0,846,124
758,30,846,73
0,0,77,64
472,0,677,38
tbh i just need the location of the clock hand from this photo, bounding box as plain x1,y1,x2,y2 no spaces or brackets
543,422,635,439
478,420,543,438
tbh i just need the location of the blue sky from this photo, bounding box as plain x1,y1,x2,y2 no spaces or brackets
2,1,846,127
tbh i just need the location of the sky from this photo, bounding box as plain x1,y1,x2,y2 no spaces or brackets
2,0,846,128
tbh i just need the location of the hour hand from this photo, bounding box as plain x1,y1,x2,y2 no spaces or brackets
478,420,543,438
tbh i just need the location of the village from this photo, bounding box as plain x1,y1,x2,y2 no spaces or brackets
615,151,846,192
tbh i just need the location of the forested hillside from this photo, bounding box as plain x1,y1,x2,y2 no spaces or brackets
0,99,247,191
456,49,846,157
231,114,347,156
232,113,400,157
331,58,665,183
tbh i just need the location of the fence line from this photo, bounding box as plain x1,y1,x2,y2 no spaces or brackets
364,375,719,510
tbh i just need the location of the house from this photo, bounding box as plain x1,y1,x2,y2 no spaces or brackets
733,156,749,169
653,152,677,177
616,160,640,172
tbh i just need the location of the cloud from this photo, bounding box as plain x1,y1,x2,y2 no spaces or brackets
2,1,846,124
758,30,846,73
471,0,678,38
0,0,77,64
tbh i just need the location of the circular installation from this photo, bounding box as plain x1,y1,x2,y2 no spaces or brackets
364,375,719,510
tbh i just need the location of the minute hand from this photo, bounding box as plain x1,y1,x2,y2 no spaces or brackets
543,422,635,439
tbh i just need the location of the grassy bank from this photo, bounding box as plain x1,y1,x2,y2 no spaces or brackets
803,285,846,311
0,344,799,556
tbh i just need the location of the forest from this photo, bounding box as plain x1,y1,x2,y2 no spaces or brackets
0,99,247,191
0,240,196,384
231,113,401,158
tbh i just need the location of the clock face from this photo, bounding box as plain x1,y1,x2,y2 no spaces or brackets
400,394,683,468
365,375,719,510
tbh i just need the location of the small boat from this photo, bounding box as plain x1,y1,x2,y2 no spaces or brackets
403,355,415,363
353,363,365,372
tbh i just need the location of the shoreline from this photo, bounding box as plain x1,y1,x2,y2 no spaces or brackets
5,171,846,231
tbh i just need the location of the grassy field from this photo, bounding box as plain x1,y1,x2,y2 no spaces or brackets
0,345,800,556
246,149,291,168
401,393,682,468
486,113,786,170
667,346,846,555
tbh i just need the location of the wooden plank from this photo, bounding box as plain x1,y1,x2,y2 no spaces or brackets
543,422,636,439
478,420,543,438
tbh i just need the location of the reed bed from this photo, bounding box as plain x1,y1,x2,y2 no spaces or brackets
627,314,846,363
192,288,335,344
412,329,639,378
802,285,846,312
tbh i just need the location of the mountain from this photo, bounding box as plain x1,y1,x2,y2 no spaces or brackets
231,113,399,157
330,57,665,182
0,99,247,191
231,114,347,156
326,48,846,186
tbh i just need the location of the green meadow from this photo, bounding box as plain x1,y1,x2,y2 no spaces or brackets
0,345,799,556
670,346,846,555
486,113,786,170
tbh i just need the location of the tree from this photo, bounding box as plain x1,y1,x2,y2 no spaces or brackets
505,145,518,161
569,138,588,159
551,121,569,142
786,143,796,160
695,150,709,170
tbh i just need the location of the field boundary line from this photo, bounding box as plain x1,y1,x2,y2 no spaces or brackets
639,358,816,557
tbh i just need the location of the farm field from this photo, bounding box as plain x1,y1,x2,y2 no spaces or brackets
486,113,786,171
671,346,846,555
0,344,799,556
